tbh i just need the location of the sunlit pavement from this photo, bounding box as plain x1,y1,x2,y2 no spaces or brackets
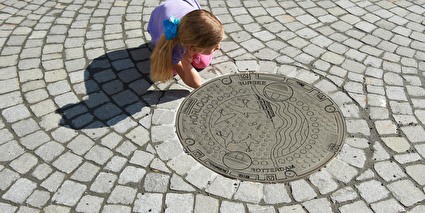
1,0,425,212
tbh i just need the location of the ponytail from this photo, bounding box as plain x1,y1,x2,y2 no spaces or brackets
150,35,179,82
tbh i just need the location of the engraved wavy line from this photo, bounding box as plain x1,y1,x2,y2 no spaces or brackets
286,104,309,153
273,103,308,159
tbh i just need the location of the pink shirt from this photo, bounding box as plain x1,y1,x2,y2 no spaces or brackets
148,0,201,64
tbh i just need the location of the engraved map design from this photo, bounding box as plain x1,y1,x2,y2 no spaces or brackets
176,73,346,183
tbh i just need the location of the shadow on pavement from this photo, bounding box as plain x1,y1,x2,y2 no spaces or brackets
56,43,190,130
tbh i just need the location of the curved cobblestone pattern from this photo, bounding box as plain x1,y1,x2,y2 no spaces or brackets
0,0,425,212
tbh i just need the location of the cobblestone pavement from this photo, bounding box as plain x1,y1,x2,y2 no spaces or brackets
1,0,425,212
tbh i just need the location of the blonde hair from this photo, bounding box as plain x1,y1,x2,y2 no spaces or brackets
150,9,224,82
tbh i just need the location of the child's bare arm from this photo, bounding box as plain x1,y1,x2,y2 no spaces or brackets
173,61,202,89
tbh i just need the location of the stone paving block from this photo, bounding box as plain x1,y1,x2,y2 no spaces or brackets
9,152,38,174
40,171,65,193
2,104,31,123
90,172,117,194
150,158,171,173
151,125,178,143
0,140,25,162
185,164,217,190
125,126,150,147
321,51,345,65
165,193,194,213
339,201,373,213
84,145,114,165
290,179,317,202
102,205,131,213
309,169,339,195
17,206,40,213
389,101,413,115
50,127,78,144
52,151,83,174
409,205,425,213
100,132,123,149
66,134,95,155
71,162,100,182
303,198,333,213
143,173,170,193
0,129,13,145
220,201,245,213
394,153,421,164
387,179,425,207
52,180,86,206
133,193,163,213
118,166,146,185
263,183,291,204
344,137,369,149
35,141,65,162
326,159,358,183
374,120,398,135
24,89,49,104
278,204,306,213
406,164,425,185
330,187,358,203
337,144,366,168
2,1,425,212
104,155,127,173
374,161,407,182
248,204,277,213
167,153,198,176
31,163,53,180
2,178,37,204
401,125,425,143
234,181,263,204
107,185,137,205
75,195,104,213
0,203,18,213
194,194,219,213
26,190,50,208
356,180,390,203
345,119,370,136
370,198,405,213
373,141,391,161
11,118,39,137
170,173,195,192
381,137,411,153
129,150,154,167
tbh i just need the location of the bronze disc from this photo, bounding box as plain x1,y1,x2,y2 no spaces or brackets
176,73,346,183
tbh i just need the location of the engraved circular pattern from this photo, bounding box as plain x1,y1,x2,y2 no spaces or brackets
176,73,346,183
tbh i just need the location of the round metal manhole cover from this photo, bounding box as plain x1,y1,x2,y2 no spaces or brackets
176,73,346,183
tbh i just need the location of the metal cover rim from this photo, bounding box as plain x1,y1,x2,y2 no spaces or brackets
176,73,346,183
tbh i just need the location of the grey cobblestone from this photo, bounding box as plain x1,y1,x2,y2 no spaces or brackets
9,153,38,174
290,179,317,202
165,193,194,213
339,201,373,213
2,0,425,212
133,193,163,213
52,180,86,206
90,172,117,194
75,195,104,213
263,183,291,204
107,185,137,205
2,178,37,204
118,166,146,185
0,169,19,191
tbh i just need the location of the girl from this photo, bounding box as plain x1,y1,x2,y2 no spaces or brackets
148,0,224,89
